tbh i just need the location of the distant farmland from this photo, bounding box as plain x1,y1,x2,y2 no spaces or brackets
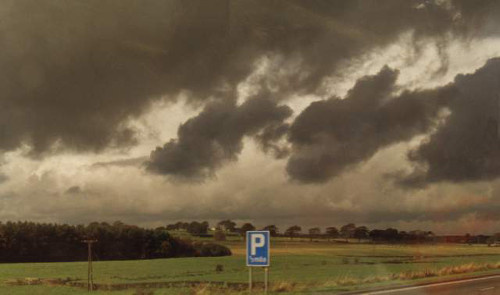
0,238,499,294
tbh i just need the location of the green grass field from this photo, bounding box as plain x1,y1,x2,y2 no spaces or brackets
0,239,499,294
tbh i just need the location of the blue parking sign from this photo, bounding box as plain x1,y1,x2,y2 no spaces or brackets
246,231,270,267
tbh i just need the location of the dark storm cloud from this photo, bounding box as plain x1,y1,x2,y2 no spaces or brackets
255,123,291,159
0,0,238,154
287,66,456,183
451,0,500,37
403,58,500,186
0,0,484,157
146,94,292,179
145,0,500,179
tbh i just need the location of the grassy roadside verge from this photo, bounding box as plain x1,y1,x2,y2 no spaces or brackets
2,261,499,294
0,242,499,294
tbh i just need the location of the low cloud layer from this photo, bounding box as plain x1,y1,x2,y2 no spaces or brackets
1,141,499,234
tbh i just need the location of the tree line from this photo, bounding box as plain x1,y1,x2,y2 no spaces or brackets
167,220,434,242
167,220,499,244
0,221,231,263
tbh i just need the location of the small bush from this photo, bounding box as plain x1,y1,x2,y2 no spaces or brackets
342,257,350,264
194,242,232,257
214,230,226,241
215,264,224,272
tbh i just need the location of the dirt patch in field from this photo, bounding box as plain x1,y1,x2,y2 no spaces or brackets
382,259,437,264
5,277,79,286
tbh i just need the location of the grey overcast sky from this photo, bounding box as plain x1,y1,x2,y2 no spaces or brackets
1,0,500,234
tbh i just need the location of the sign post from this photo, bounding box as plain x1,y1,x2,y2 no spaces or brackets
264,267,269,293
246,231,270,293
249,266,253,292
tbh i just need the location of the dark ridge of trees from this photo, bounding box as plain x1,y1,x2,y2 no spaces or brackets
369,229,437,244
0,221,231,263
166,221,189,231
168,220,495,245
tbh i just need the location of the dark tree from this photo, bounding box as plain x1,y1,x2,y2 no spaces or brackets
354,226,369,242
240,223,256,237
262,225,279,237
0,221,230,263
308,227,321,241
340,223,356,242
285,225,302,240
384,228,399,242
217,220,236,232
369,229,384,242
166,222,190,231
326,227,339,241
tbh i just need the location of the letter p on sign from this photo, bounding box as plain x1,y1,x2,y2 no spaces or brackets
251,234,265,255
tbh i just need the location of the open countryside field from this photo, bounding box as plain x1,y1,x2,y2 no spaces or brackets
0,240,500,294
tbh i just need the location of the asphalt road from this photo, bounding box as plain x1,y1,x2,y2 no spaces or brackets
358,274,500,295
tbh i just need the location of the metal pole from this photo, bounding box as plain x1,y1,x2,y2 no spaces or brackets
83,239,97,292
249,267,253,293
88,242,91,291
89,241,93,291
264,267,269,294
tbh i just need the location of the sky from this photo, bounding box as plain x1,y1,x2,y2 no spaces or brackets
1,0,500,234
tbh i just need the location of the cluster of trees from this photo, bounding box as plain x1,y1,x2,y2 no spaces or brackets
303,225,499,245
304,224,436,243
175,220,439,243
268,223,437,243
0,221,231,263
166,220,279,238
166,220,498,245
487,233,500,246
166,221,210,236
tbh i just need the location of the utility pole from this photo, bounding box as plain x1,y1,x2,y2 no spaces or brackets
82,239,97,291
